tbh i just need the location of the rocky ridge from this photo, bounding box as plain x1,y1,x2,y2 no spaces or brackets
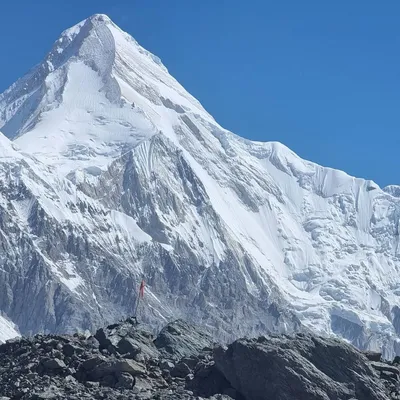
0,318,400,400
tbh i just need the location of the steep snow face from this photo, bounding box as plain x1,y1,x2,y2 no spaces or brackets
0,314,19,343
1,15,400,356
0,132,23,160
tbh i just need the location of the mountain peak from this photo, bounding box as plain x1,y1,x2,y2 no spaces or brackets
88,13,113,23
60,13,115,39
0,14,208,173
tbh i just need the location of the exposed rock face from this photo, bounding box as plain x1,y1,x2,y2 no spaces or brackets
0,318,399,400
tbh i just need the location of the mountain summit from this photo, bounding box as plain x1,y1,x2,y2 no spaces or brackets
1,15,400,357
0,13,207,174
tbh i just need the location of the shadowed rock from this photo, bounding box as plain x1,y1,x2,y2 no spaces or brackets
214,334,390,400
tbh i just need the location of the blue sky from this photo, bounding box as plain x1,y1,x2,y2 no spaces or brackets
1,0,399,186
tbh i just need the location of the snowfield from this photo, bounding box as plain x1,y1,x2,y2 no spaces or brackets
1,14,400,356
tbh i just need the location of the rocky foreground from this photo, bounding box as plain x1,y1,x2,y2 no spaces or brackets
0,318,400,400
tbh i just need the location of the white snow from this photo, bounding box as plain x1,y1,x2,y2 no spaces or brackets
110,210,151,243
13,61,156,176
0,132,22,159
0,315,19,343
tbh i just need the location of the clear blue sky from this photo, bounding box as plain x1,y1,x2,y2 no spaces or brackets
1,1,399,187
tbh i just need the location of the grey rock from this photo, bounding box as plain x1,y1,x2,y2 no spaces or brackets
95,318,159,361
393,356,400,365
65,375,77,383
117,337,141,356
82,356,105,370
155,320,213,361
115,372,136,389
160,359,175,370
365,351,383,362
214,334,390,400
188,361,231,398
85,380,101,388
372,362,400,375
171,362,191,378
41,358,66,370
0,317,397,400
88,359,146,380
181,356,199,370
63,343,77,357
85,336,99,348
380,370,398,384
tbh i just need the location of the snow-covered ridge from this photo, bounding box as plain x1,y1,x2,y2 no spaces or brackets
1,14,400,357
383,185,400,198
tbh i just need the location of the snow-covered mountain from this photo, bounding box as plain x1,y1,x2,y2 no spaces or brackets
1,14,400,356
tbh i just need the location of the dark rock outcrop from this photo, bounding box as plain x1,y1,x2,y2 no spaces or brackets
95,316,159,360
214,334,392,400
0,318,398,399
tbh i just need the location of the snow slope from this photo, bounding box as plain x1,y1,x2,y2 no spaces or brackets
1,14,400,357
0,314,19,343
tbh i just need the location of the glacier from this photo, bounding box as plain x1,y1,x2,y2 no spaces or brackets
1,14,400,357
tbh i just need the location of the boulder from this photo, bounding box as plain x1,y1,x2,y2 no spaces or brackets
365,351,382,362
115,372,136,389
187,361,232,398
81,356,105,371
41,358,66,370
154,320,213,361
62,343,76,357
117,337,141,356
171,362,191,378
88,359,146,380
214,334,390,400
